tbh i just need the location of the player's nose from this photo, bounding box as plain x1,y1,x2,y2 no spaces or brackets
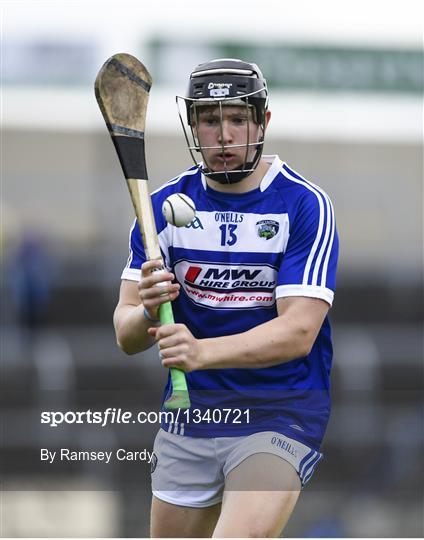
217,120,233,144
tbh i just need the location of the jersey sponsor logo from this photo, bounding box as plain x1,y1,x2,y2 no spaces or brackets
175,260,276,309
256,219,279,240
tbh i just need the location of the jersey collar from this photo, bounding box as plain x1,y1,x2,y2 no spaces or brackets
200,155,283,192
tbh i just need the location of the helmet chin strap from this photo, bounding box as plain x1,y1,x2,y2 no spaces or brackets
203,163,256,184
202,140,264,185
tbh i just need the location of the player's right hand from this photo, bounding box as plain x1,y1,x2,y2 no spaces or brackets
138,259,180,320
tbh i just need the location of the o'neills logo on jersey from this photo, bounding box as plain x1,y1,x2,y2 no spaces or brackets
175,261,276,310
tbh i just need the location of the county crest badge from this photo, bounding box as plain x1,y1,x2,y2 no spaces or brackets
256,219,279,240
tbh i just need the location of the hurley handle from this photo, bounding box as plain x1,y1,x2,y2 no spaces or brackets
159,301,191,409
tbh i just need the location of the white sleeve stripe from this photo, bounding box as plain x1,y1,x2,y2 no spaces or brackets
282,167,326,286
282,165,335,288
125,218,137,269
311,192,332,286
312,197,334,286
320,197,336,287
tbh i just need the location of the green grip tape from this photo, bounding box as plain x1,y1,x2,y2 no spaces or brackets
159,301,191,410
159,300,174,325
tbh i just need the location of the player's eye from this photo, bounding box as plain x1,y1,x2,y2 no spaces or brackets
198,114,218,126
232,116,248,125
205,117,219,125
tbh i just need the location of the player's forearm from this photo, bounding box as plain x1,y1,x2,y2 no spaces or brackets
199,316,314,369
114,304,157,355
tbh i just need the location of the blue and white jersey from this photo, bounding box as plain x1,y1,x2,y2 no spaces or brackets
121,155,339,449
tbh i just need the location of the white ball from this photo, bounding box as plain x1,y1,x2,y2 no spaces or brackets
162,193,196,227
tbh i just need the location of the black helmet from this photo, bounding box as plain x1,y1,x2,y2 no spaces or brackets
176,58,269,184
187,58,268,124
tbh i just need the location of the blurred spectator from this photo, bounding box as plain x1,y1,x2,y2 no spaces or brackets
8,231,53,331
303,516,346,537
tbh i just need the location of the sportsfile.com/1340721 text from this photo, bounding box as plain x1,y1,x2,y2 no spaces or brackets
40,408,251,428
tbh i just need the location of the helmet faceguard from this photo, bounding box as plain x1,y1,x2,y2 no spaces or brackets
176,58,269,184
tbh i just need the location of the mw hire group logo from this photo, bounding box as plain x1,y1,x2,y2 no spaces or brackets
175,261,277,309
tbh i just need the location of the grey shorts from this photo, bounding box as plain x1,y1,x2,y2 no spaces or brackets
151,428,323,507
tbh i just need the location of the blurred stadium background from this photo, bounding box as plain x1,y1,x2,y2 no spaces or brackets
1,0,423,537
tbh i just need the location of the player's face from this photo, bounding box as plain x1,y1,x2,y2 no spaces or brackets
192,106,263,173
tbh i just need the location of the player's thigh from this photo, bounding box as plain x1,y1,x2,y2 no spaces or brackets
150,495,221,538
213,453,301,538
213,488,299,538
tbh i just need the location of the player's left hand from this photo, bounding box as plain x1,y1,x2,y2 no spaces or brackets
147,324,202,372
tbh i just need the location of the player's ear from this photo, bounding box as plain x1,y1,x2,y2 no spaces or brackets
264,109,271,130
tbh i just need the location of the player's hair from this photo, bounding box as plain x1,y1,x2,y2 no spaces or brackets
176,58,269,184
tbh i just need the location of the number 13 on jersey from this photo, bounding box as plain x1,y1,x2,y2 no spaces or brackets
219,224,238,246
